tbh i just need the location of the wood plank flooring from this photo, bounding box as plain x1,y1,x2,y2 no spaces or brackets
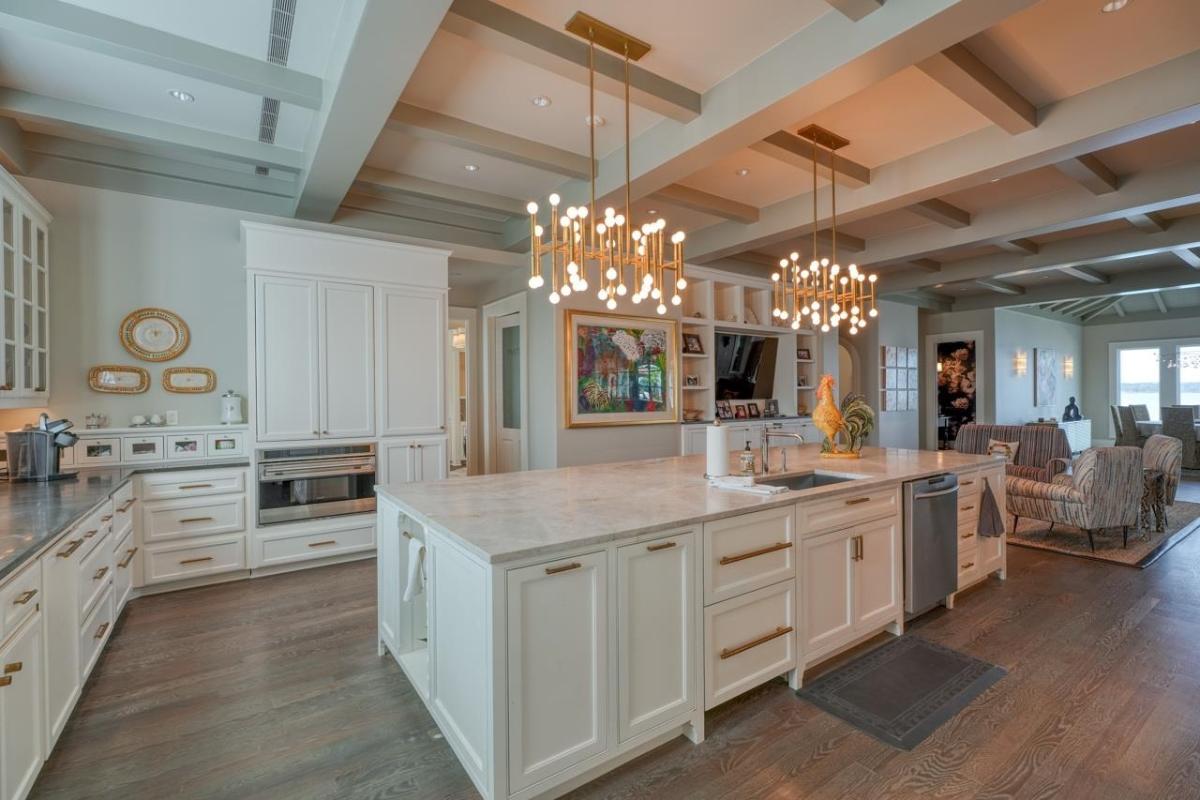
32,496,1200,800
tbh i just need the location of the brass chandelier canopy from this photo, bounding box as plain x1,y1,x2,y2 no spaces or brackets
526,13,686,315
771,125,879,335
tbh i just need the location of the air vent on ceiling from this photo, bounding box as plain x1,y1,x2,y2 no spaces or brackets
256,0,297,175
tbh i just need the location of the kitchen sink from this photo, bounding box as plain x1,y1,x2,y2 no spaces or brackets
757,472,861,491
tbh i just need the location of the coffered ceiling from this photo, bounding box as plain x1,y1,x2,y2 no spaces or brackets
0,0,1198,317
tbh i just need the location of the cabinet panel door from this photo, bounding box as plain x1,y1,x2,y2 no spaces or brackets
507,551,607,793
376,499,402,656
40,535,82,751
415,436,447,481
853,517,901,632
379,289,445,436
1,613,44,800
255,276,319,441
319,281,374,438
618,531,695,742
800,527,855,658
380,441,417,486
978,467,1007,576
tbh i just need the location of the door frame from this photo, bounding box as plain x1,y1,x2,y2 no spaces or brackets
448,306,481,475
482,292,529,473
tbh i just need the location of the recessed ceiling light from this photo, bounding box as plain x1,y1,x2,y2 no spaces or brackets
463,164,479,172
648,209,658,215
585,114,606,127
1101,0,1130,12
989,177,1001,183
531,95,552,108
736,168,751,177
168,89,195,103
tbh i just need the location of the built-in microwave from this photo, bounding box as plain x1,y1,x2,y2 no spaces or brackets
256,444,376,526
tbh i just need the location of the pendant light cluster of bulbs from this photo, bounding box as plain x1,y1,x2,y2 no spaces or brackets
526,13,686,315
771,126,880,336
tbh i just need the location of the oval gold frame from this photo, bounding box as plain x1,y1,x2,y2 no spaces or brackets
120,307,190,362
88,365,149,394
162,366,216,394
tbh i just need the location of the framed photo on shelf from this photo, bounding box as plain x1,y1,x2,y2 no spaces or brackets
734,403,748,419
682,333,705,354
764,399,780,417
746,402,761,418
716,400,734,419
798,374,809,388
797,347,812,361
685,374,701,386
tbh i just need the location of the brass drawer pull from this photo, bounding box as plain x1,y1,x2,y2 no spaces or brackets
14,589,37,605
961,561,975,570
844,497,871,506
720,626,794,660
4,662,22,674
94,622,109,640
961,480,975,486
852,534,864,561
647,541,677,552
117,499,137,512
180,556,215,566
100,514,113,522
93,566,109,581
960,505,975,512
57,540,82,558
83,529,98,539
179,516,215,524
0,676,10,687
118,548,138,569
960,532,975,540
545,562,582,575
307,540,338,548
720,541,792,566
178,483,213,490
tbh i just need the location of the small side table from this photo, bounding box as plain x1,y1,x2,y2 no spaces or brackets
1141,468,1166,535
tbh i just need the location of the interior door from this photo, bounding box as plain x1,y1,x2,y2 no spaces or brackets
319,281,374,438
493,313,523,473
255,276,320,441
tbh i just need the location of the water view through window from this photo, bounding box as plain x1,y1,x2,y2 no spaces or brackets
1118,347,1159,410
1180,345,1200,407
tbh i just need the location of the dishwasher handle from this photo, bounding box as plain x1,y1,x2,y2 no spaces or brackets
913,486,959,500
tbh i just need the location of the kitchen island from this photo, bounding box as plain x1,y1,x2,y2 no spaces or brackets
376,445,1005,800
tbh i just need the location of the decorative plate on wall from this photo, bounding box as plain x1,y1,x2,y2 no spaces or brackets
162,366,216,393
120,307,190,362
88,365,150,394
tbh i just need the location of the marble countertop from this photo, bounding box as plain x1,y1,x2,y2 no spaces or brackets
0,458,250,583
377,445,1002,565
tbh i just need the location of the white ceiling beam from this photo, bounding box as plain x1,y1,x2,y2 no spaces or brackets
954,266,1200,311
1173,248,1200,269
649,184,759,224
332,204,505,250
975,278,1024,295
1113,299,1125,317
824,0,886,22
909,258,942,272
1057,297,1096,315
1084,304,1200,326
1153,292,1169,314
386,102,592,180
1126,211,1169,232
750,131,871,188
1058,265,1109,284
996,238,1039,255
0,0,322,109
1054,153,1119,194
687,49,1200,264
340,192,508,235
356,167,525,217
0,88,303,171
908,198,971,228
1071,296,1116,316
1081,297,1123,321
888,289,953,312
0,117,25,174
294,0,451,222
441,0,701,123
916,44,1036,134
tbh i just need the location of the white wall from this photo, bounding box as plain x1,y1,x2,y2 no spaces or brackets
993,309,1083,425
861,300,919,449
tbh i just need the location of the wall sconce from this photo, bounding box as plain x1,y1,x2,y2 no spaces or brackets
936,361,943,373
1063,355,1074,380
1013,350,1028,376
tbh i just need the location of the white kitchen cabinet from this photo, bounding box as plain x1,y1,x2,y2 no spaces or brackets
617,530,696,743
800,527,855,657
852,516,901,632
255,275,320,442
1,612,43,800
114,530,137,615
0,166,51,408
380,436,447,485
319,281,375,439
704,579,796,710
681,425,706,456
40,532,83,751
703,506,795,605
378,287,446,437
507,551,608,794
977,467,1006,578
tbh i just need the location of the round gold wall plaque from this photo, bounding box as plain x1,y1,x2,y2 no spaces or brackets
119,308,190,362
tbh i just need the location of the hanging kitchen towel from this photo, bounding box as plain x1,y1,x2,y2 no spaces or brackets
403,534,426,602
978,477,1004,538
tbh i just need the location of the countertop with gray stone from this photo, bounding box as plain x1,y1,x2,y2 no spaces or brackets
0,459,250,583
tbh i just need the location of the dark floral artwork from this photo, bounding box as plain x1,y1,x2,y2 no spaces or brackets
936,340,976,450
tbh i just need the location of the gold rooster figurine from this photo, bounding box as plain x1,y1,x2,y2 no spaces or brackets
813,374,876,458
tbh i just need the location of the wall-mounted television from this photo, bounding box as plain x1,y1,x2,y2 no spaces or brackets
714,333,778,400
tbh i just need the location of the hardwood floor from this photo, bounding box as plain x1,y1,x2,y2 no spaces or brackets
32,505,1200,800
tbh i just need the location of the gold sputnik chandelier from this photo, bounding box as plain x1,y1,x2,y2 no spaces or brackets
771,125,879,335
526,13,686,315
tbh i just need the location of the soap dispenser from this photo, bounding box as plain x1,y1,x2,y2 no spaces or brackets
739,440,756,475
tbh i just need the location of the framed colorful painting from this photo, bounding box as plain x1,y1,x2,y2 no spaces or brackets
565,310,679,427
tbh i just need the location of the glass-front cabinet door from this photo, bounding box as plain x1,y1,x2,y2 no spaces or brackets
1,196,15,393
0,168,50,405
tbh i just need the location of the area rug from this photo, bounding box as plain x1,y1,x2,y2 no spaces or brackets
796,636,1005,750
1008,500,1200,568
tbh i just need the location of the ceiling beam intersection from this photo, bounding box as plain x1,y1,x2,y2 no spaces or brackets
916,43,1036,134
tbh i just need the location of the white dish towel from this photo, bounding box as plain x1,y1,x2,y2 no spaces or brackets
403,535,426,602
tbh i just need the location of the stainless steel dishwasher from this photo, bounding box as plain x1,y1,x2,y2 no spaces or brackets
904,473,959,618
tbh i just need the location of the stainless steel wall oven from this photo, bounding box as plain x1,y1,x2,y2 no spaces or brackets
257,444,376,525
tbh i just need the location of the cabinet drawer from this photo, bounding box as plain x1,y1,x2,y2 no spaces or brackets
143,537,246,585
78,585,114,681
258,524,375,567
112,481,135,539
704,580,796,710
704,506,795,605
0,560,41,639
798,486,899,535
122,435,164,462
957,552,980,588
76,502,114,561
142,496,245,543
77,529,113,620
206,430,246,458
139,469,245,501
113,529,136,614
75,437,121,466
957,471,981,498
166,432,207,460
957,522,979,556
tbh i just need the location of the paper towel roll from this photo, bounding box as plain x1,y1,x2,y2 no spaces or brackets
706,423,729,478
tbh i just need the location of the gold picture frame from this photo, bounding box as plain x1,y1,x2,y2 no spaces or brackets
564,309,679,428
120,307,190,362
162,367,216,394
88,365,150,394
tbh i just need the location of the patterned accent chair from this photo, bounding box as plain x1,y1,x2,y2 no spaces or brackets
1007,446,1143,551
1144,434,1182,506
953,424,1071,483
1116,406,1147,447
1161,405,1200,469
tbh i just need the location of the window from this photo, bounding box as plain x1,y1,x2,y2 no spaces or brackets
1180,346,1200,407
1117,347,1159,410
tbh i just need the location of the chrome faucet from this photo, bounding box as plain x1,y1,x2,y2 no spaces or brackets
761,431,805,474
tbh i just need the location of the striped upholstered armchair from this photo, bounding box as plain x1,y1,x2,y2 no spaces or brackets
953,424,1072,483
1007,446,1143,551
